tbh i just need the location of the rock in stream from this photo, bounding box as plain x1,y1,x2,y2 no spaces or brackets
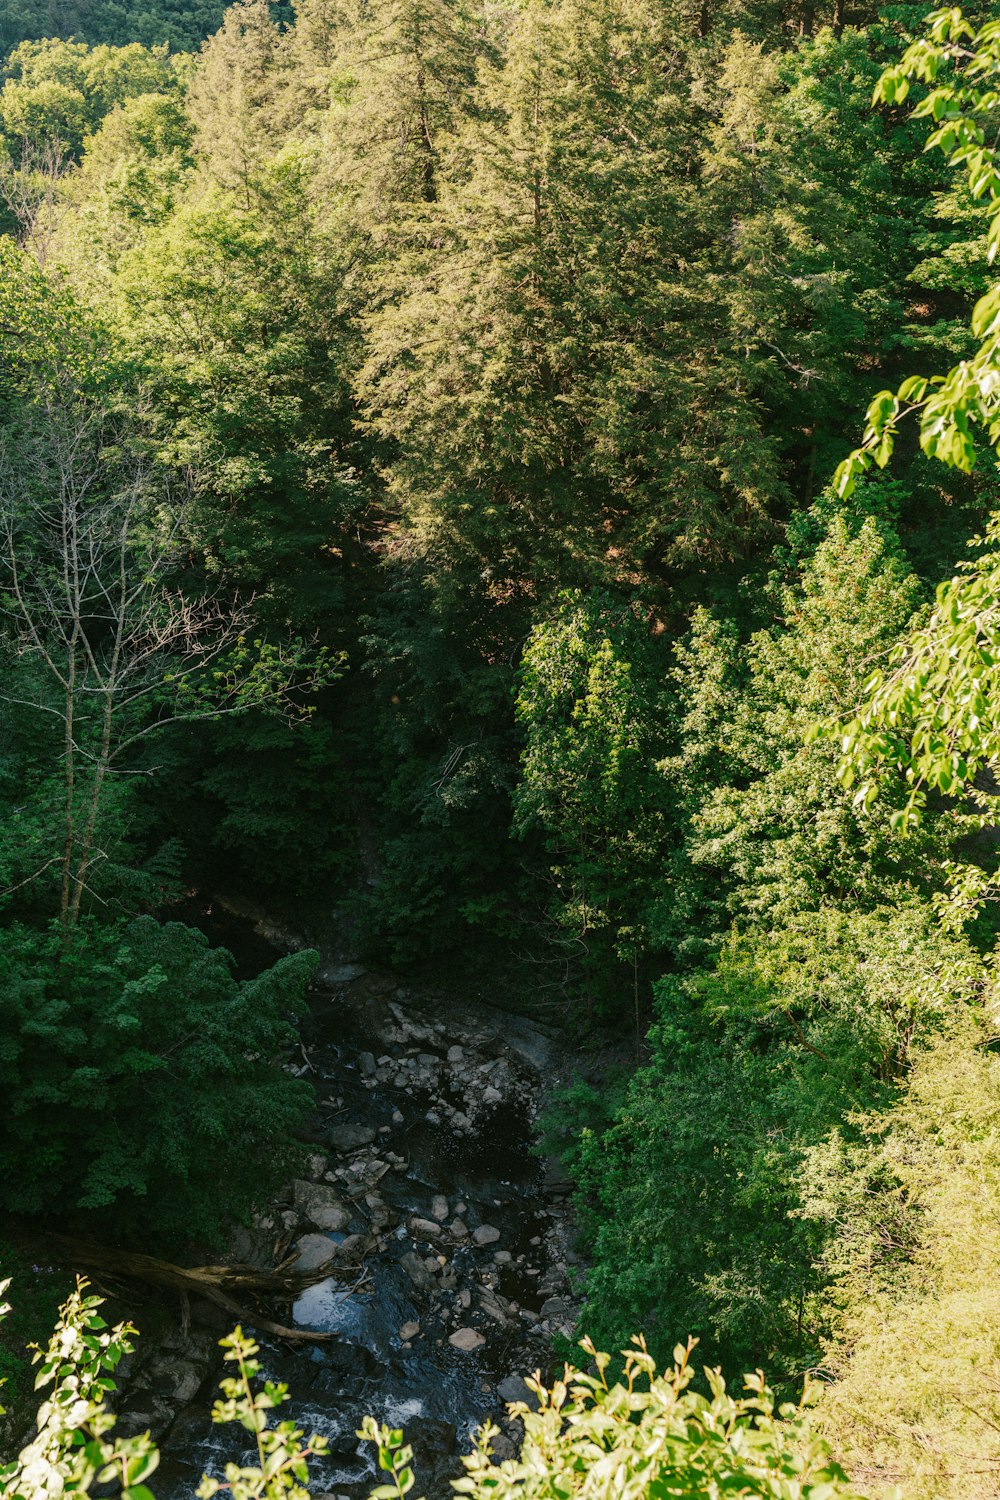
135,957,578,1500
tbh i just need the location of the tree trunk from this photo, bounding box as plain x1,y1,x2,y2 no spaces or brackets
60,634,78,929
66,687,115,929
44,1235,368,1344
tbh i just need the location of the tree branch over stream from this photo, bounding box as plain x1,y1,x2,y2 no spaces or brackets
41,1237,371,1344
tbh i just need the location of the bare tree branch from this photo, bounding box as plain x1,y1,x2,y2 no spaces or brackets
0,381,331,931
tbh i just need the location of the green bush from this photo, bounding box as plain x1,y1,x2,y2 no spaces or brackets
811,1020,1000,1499
0,1281,870,1500
573,903,980,1377
0,916,316,1246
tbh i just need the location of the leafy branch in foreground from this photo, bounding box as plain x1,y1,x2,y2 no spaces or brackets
357,1417,415,1500
370,1337,872,1500
196,1329,328,1500
824,516,1000,835
0,1285,327,1500
1,1282,874,1500
822,8,1000,828
0,1276,158,1500
834,8,1000,500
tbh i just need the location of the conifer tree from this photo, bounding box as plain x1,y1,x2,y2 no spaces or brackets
358,0,790,602
186,0,283,203
314,0,487,235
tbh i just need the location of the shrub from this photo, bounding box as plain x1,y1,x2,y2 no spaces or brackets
0,1282,870,1500
0,916,316,1246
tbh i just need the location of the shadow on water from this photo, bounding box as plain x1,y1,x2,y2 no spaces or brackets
153,903,573,1500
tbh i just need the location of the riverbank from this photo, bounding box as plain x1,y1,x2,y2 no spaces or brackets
106,918,583,1500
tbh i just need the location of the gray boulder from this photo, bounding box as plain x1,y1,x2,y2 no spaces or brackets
400,1250,435,1291
328,1123,377,1153
409,1216,443,1240
498,1375,540,1411
293,1233,337,1272
449,1327,485,1352
292,1179,351,1232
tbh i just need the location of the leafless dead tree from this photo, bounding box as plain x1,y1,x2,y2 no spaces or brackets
0,136,71,266
0,374,331,932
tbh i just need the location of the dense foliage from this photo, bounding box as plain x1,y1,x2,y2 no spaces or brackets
0,1283,870,1500
0,919,315,1244
6,0,1000,1492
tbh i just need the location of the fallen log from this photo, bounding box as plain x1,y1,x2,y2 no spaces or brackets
42,1235,366,1344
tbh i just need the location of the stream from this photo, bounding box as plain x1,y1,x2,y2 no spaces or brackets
118,907,580,1500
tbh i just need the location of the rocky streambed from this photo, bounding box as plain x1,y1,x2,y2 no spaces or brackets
116,938,580,1500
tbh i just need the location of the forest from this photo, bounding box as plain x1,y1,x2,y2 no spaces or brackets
3,0,1000,1492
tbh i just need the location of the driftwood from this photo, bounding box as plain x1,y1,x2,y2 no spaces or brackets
43,1235,365,1343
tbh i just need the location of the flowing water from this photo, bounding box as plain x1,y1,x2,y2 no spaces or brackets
143,910,578,1500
